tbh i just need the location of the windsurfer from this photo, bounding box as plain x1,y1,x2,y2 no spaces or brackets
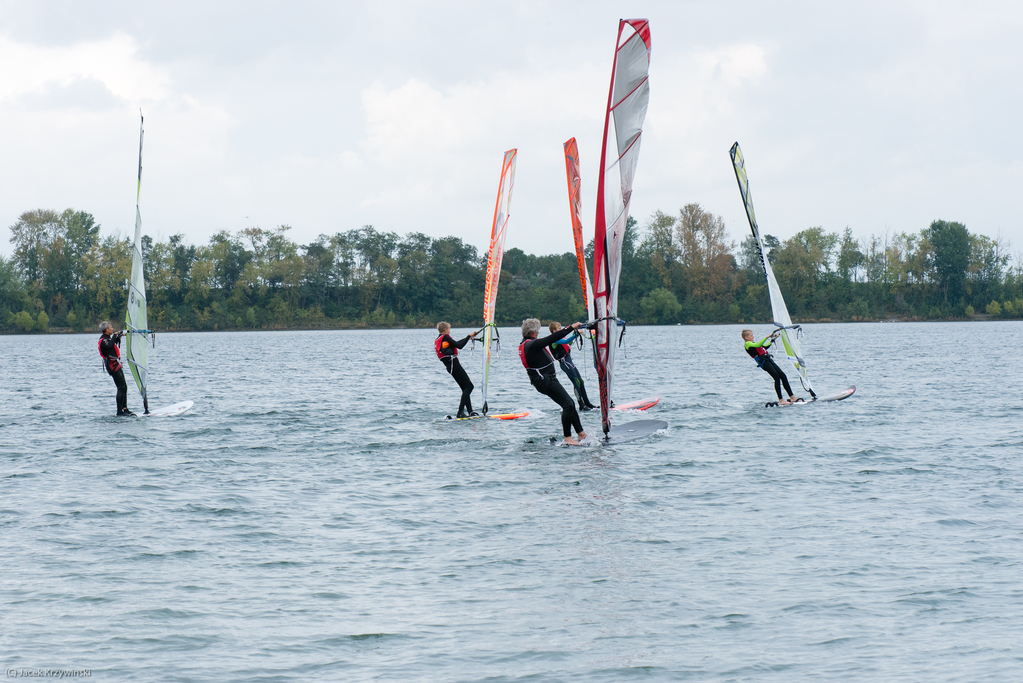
98,321,136,416
520,319,588,444
436,322,478,418
742,329,801,405
548,322,598,411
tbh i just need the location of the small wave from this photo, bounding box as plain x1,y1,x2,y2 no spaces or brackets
936,518,979,526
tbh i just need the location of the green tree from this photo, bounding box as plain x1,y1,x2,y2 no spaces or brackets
738,235,764,277
641,210,679,289
13,310,34,331
836,227,864,281
968,233,1010,307
0,255,27,323
792,226,838,281
168,233,197,304
44,210,100,307
640,287,682,323
925,220,971,303
84,235,132,319
676,203,734,302
8,209,60,285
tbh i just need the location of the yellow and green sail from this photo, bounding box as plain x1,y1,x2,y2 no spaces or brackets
730,141,816,397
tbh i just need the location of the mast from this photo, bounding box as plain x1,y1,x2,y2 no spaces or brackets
729,142,816,398
480,148,517,415
126,112,150,414
592,19,651,435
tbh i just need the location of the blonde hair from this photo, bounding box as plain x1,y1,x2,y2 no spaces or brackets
437,321,451,334
741,329,753,339
521,318,541,338
548,322,561,333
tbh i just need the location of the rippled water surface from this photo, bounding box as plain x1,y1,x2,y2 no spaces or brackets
2,322,1022,681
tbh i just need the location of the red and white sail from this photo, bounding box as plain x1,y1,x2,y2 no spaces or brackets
592,19,651,434
481,148,517,415
563,138,594,321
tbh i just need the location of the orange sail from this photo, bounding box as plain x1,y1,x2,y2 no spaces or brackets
480,149,517,415
563,138,594,321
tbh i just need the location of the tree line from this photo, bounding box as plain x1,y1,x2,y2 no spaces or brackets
3,204,1022,334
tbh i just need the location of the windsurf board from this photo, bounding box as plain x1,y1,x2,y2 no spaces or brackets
766,386,855,408
445,411,529,421
611,396,659,411
559,419,668,446
140,400,194,417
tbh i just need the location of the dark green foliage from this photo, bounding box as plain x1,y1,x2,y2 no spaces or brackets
4,205,1023,333
925,220,971,303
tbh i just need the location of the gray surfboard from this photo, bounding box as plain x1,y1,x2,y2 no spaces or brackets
602,419,668,444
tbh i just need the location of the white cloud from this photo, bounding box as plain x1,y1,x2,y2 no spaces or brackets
634,42,771,228
4,2,1023,259
349,64,609,249
0,32,236,247
0,33,170,105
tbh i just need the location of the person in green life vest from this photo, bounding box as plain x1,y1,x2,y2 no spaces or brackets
741,329,802,405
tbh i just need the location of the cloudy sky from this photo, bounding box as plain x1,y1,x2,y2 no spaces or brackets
2,1,1022,261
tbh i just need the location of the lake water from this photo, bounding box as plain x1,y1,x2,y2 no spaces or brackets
2,322,1022,681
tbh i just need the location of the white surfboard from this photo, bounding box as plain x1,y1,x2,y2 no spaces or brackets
767,386,855,408
141,400,194,417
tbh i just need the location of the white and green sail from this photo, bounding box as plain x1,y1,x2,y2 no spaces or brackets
729,142,816,398
125,114,151,414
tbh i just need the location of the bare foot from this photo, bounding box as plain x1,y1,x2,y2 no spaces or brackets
777,399,792,405
578,431,588,441
563,436,579,446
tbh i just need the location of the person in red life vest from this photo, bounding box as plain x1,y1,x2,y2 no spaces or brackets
98,321,136,416
741,328,802,405
435,321,478,418
520,318,588,444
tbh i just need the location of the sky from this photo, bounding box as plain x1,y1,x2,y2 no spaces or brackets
2,0,1023,261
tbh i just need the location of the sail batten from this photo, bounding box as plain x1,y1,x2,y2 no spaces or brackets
593,19,651,435
480,149,517,415
126,114,150,414
729,142,816,398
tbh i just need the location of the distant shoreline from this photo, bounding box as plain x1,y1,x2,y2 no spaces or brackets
4,315,1020,336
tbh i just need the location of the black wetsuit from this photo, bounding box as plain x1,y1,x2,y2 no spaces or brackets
551,332,596,410
99,332,130,415
437,333,474,416
520,327,584,437
745,335,794,401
